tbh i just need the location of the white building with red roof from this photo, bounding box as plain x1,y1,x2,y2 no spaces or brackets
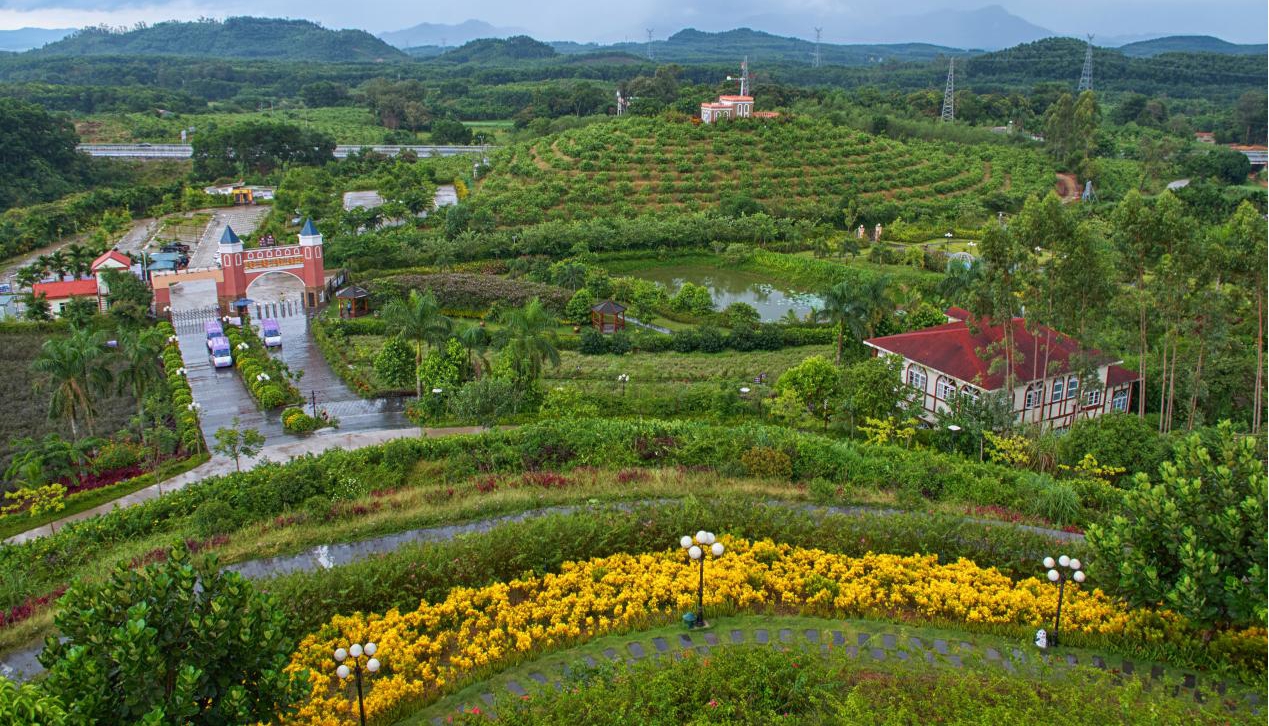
28,249,137,317
864,307,1139,429
700,95,754,124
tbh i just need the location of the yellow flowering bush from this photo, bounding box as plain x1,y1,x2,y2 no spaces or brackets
282,539,1183,725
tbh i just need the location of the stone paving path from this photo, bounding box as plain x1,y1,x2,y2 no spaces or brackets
417,618,1259,724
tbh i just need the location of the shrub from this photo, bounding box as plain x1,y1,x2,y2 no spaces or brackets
578,328,608,355
740,446,793,479
282,407,328,434
565,288,596,323
373,335,415,389
192,498,241,538
696,325,725,353
301,495,333,523
92,441,144,472
1032,480,1082,526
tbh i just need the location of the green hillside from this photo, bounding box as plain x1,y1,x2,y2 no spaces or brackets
1118,35,1266,57
552,27,965,65
31,17,406,61
473,116,1054,225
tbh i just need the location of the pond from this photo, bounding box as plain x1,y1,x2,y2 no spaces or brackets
630,265,822,323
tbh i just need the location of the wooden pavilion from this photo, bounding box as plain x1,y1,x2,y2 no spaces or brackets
591,300,626,334
335,285,371,318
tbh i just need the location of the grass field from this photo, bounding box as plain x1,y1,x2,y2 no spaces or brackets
474,116,1055,225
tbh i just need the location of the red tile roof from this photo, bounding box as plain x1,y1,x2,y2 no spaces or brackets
1106,364,1139,387
865,313,1117,390
91,250,131,270
32,279,98,299
718,95,753,102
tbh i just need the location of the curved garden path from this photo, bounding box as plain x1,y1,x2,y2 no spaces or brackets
401,615,1258,725
0,500,1081,681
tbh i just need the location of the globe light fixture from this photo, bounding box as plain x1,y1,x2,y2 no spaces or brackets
333,641,381,726
1039,554,1085,648
679,530,725,628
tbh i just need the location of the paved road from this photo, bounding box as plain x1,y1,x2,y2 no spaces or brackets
79,144,494,159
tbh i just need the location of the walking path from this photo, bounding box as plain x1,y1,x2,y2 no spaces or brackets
4,426,489,545
407,616,1256,725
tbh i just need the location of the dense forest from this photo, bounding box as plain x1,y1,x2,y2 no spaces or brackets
32,18,405,62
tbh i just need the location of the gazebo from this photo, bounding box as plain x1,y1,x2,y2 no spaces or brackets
335,285,371,318
591,300,626,334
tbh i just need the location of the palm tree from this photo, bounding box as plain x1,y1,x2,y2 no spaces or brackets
15,265,41,290
116,326,166,418
494,297,561,390
31,327,114,439
66,243,95,278
381,290,453,397
817,276,893,364
457,322,492,379
47,250,69,278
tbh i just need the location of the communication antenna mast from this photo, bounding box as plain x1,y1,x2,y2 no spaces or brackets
940,57,955,122
1077,35,1094,92
813,27,823,68
726,57,751,96
646,28,655,60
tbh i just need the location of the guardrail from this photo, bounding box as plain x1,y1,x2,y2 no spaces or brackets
77,144,497,159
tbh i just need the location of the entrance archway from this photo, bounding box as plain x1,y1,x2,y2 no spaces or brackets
246,270,307,319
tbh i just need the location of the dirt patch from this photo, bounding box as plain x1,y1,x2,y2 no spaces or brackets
1055,173,1080,202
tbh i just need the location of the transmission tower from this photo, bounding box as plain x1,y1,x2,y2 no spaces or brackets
813,27,822,68
1077,35,1094,92
646,28,655,60
940,57,955,123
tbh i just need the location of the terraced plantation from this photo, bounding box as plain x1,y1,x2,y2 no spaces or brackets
474,116,1056,224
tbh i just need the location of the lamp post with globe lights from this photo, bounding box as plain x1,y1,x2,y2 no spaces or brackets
1042,555,1085,648
679,530,724,628
334,641,381,726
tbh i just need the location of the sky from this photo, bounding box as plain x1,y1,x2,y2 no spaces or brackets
0,0,1265,44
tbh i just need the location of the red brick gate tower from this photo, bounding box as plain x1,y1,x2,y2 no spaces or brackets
216,220,326,313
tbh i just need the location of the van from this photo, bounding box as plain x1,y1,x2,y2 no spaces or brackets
261,319,282,348
209,337,233,368
205,321,224,350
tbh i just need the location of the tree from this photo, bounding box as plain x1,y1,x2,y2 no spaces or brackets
381,289,453,397
494,297,561,391
1086,423,1266,628
456,323,493,379
39,545,307,724
101,269,153,328
451,377,523,428
1226,202,1267,433
970,222,1033,393
116,326,165,418
4,433,96,487
373,335,415,389
1111,190,1167,416
212,418,265,472
32,327,113,438
774,355,841,428
59,297,98,328
837,354,907,430
22,291,52,321
191,121,335,179
817,275,892,364
0,678,67,724
565,288,596,323
1233,89,1268,145
0,98,85,211
430,118,474,145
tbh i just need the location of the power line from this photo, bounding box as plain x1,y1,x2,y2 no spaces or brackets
813,27,822,68
1077,34,1094,91
940,57,955,122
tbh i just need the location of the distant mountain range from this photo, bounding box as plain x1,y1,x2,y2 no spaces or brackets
0,27,74,52
733,4,1050,50
30,17,404,61
1117,35,1266,57
379,19,526,49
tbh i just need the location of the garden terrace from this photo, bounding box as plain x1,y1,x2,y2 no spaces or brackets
473,116,1055,225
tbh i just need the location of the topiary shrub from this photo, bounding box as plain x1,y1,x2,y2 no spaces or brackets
740,446,793,480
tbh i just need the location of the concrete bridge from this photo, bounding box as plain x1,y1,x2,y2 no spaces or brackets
77,144,495,159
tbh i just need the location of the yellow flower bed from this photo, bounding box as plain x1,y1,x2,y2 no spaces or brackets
283,539,1151,725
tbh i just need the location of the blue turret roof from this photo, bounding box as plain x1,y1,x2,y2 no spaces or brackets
219,226,241,245
300,218,319,237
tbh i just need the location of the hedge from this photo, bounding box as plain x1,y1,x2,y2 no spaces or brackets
224,323,301,409
367,273,571,315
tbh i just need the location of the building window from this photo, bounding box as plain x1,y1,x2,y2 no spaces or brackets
1085,389,1103,407
1066,376,1079,400
1111,389,1129,412
1024,384,1043,409
907,366,927,392
936,376,957,400
1050,378,1064,403
960,385,980,401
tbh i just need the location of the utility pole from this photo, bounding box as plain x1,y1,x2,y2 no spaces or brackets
813,27,822,68
940,57,955,123
1077,34,1094,92
645,28,654,60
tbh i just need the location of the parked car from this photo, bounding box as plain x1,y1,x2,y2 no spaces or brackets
261,319,282,348
205,320,224,350
209,336,233,368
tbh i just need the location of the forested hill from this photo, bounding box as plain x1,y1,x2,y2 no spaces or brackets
552,28,964,65
1118,35,1267,58
962,37,1266,100
29,18,406,61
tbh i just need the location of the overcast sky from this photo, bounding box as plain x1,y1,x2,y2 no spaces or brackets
0,0,1265,43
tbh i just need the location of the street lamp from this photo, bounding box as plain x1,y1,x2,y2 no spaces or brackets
334,641,381,726
236,342,249,351
679,530,725,628
1038,554,1085,649
186,402,201,412
617,373,629,396
167,335,179,344
175,367,187,376
256,373,270,382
